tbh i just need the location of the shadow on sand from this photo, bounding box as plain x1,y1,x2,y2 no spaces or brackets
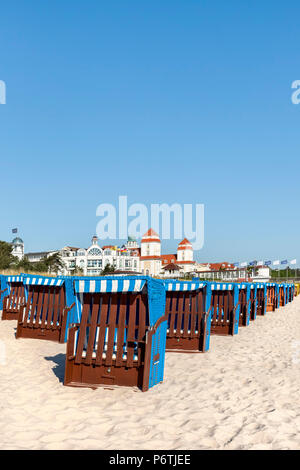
45,353,65,384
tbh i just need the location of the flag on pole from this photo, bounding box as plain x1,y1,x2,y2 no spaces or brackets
249,261,256,266
265,260,272,266
273,260,280,266
12,228,18,234
290,259,297,265
240,262,247,267
281,260,288,265
257,261,264,266
233,262,239,267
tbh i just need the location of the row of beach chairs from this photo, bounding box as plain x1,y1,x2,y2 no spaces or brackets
0,274,296,392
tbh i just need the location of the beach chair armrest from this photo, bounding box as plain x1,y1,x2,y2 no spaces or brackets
64,302,76,314
17,304,26,324
66,325,80,360
0,288,8,296
60,302,76,344
150,314,169,335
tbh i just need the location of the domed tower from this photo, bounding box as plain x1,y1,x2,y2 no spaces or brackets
91,235,99,245
11,237,24,260
126,235,139,249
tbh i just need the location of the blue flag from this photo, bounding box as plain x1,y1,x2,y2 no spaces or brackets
265,261,272,266
12,228,17,234
281,260,288,265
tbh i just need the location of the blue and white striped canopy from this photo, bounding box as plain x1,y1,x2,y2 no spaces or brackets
210,283,234,291
74,278,146,294
237,284,248,289
7,276,23,283
24,276,65,287
165,281,205,292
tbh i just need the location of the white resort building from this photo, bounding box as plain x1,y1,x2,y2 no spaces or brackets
60,235,141,276
59,230,197,277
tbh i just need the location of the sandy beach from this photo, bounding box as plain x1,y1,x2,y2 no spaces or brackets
0,297,300,450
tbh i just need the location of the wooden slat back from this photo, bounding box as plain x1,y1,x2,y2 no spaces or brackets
211,291,234,326
239,289,247,317
6,283,25,312
165,290,205,339
267,286,274,304
74,292,149,368
22,285,66,329
279,286,285,304
256,287,265,312
250,288,256,315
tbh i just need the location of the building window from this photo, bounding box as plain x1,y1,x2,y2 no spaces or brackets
88,248,102,256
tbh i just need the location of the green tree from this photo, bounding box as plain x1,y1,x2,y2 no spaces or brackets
101,263,115,275
44,252,65,274
16,255,35,272
73,266,84,275
0,240,18,269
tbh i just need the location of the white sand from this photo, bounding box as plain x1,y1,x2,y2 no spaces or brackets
1,297,300,450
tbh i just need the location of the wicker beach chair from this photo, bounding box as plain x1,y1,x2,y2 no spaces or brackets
278,284,286,307
256,283,267,316
237,283,251,327
249,284,258,321
64,276,167,391
164,280,211,353
209,282,240,335
2,276,25,321
16,275,75,343
266,283,277,312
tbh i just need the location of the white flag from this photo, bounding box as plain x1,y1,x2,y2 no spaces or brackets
240,262,247,267
290,259,297,265
257,260,263,266
273,260,280,266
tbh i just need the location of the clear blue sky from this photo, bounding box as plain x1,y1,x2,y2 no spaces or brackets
0,1,299,264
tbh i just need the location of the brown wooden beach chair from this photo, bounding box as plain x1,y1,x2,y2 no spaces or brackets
210,283,240,336
249,284,258,321
238,284,251,327
164,281,211,353
16,276,75,343
2,276,25,321
64,276,168,391
266,284,276,312
256,284,267,316
279,285,286,307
